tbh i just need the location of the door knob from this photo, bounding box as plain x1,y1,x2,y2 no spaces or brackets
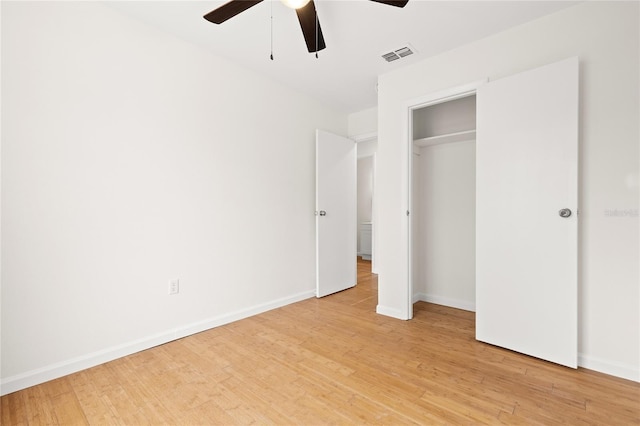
559,208,572,218
319,210,327,216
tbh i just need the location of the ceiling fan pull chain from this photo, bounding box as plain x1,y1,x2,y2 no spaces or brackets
270,0,274,60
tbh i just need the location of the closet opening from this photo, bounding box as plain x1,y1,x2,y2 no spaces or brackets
409,93,477,315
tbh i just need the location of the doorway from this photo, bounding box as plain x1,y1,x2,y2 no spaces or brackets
410,95,477,312
403,58,579,368
315,129,377,299
357,140,376,271
405,80,484,318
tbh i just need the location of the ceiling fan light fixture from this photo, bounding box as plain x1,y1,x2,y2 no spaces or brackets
280,0,311,9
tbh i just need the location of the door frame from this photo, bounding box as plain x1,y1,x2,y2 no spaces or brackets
404,79,487,320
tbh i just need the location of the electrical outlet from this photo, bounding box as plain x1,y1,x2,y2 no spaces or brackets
169,279,179,295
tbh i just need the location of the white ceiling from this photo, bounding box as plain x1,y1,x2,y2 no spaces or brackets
106,0,578,113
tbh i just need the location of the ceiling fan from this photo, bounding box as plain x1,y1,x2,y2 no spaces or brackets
203,0,409,54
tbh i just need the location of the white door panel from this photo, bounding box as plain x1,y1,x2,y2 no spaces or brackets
316,130,357,298
476,57,579,367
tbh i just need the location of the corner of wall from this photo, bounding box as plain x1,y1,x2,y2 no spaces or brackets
348,107,378,138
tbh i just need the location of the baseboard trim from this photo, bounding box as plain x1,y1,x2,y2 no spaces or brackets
0,290,315,396
413,293,476,312
5,290,636,395
578,353,640,382
376,304,409,320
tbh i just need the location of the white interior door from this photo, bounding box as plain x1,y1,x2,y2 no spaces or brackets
476,57,579,368
316,130,357,297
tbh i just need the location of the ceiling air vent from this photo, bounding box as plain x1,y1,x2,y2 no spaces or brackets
382,51,401,62
381,44,416,63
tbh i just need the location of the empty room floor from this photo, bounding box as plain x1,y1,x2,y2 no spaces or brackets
2,258,639,424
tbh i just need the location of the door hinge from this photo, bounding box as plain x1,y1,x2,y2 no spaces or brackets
406,210,410,216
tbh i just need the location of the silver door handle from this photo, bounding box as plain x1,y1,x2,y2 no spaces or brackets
559,208,572,218
319,210,327,216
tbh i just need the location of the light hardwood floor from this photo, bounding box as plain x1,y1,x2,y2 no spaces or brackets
3,258,639,425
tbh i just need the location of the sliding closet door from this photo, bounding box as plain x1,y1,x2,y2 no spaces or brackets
476,57,579,368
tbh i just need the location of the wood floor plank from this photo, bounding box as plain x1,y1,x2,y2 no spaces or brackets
2,258,639,424
1,391,28,425
21,385,62,425
67,370,120,424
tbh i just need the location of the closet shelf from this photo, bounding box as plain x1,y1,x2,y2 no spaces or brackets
414,129,476,147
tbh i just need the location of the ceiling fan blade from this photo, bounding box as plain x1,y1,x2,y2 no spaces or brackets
203,0,264,24
368,0,409,7
296,0,326,53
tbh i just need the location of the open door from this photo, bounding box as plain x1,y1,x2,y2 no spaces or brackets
476,57,579,367
316,130,357,298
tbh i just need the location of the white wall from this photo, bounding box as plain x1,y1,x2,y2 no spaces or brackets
377,1,639,381
356,140,377,158
348,107,377,138
1,1,347,394
413,140,476,311
413,96,476,140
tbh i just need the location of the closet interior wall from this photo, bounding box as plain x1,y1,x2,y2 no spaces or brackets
412,95,477,311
